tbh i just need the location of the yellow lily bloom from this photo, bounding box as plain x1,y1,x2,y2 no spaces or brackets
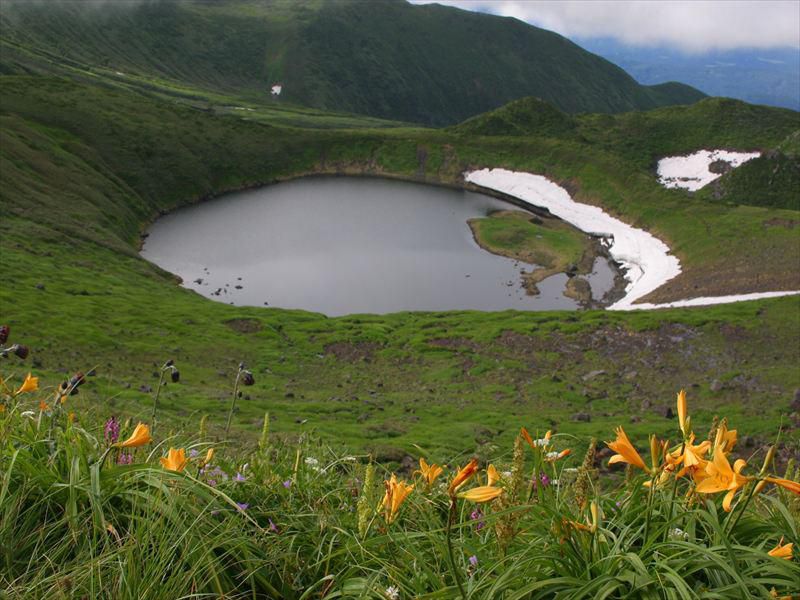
113,422,152,448
160,448,188,473
671,434,711,470
677,389,689,437
448,458,478,496
768,538,793,560
381,474,414,523
458,485,503,503
695,450,751,511
415,457,444,487
486,464,500,486
606,427,648,472
15,373,38,395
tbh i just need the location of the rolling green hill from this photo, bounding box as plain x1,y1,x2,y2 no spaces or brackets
1,72,798,454
0,0,705,126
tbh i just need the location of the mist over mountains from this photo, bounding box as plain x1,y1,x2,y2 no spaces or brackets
578,40,800,111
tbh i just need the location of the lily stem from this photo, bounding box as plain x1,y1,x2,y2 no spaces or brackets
446,498,468,600
224,368,242,439
151,369,166,436
727,479,759,535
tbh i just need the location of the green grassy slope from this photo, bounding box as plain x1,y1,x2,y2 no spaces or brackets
1,75,799,457
0,0,705,126
696,130,800,211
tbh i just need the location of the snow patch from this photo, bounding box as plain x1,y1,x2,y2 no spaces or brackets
657,149,760,191
621,291,800,310
464,168,798,311
271,84,283,96
465,168,681,309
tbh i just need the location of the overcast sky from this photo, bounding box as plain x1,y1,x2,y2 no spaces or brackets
409,1,800,53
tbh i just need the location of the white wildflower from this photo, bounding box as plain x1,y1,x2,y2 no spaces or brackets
385,585,400,600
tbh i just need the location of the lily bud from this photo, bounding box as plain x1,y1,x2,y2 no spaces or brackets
676,389,688,437
13,344,29,359
0,325,9,345
759,446,777,477
649,434,661,472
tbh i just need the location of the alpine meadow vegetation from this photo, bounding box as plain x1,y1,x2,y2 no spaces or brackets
2,326,798,599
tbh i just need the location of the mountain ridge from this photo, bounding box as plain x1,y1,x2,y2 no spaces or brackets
0,0,705,126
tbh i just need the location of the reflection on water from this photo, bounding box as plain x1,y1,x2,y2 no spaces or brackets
585,257,618,301
142,177,587,315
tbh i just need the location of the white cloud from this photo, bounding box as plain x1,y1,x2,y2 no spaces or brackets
410,1,800,53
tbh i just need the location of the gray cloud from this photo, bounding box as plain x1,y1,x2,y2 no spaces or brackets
410,1,800,52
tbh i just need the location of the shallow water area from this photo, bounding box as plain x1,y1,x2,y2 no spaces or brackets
141,177,593,315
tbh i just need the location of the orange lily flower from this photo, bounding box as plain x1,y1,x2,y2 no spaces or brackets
695,451,751,511
713,422,737,453
113,422,152,448
38,400,48,412
415,457,444,487
15,373,38,395
521,427,551,450
606,427,648,471
545,449,571,462
768,538,794,560
458,485,503,503
448,458,479,497
381,474,414,523
764,477,800,496
160,448,188,473
671,434,711,470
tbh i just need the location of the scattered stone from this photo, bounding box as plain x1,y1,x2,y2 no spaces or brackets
194,278,203,284
284,392,295,398
656,406,674,419
582,369,606,382
35,283,45,290
710,379,724,392
630,415,642,423
623,370,638,381
572,412,591,422
790,389,800,412
139,385,152,393
234,285,243,290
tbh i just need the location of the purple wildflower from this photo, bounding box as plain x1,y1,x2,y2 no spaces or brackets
268,518,279,533
283,479,292,489
116,451,133,465
104,416,120,445
234,472,246,482
236,502,249,511
470,508,485,532
469,555,478,567
189,449,199,458
208,479,217,487
540,473,551,487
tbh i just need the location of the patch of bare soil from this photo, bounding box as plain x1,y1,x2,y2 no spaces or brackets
224,318,263,334
324,341,382,362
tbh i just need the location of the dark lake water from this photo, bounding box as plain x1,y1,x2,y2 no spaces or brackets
141,178,614,315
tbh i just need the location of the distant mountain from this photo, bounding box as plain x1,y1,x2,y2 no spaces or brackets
578,39,800,112
0,0,704,126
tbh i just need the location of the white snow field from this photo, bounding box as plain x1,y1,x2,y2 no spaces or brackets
464,168,798,310
656,149,760,191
